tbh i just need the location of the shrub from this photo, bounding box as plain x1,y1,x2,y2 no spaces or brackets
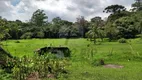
15,41,20,43
10,54,70,80
118,38,127,43
0,69,12,80
93,59,105,66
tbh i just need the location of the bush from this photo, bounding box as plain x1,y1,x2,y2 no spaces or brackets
93,59,105,66
0,69,12,80
10,54,70,80
118,38,127,43
15,41,20,43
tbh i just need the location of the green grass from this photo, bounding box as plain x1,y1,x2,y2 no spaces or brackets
62,62,142,80
1,38,142,80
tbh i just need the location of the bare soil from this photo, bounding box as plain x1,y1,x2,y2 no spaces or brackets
104,64,124,69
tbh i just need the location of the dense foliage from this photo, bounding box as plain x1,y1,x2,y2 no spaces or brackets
0,1,141,41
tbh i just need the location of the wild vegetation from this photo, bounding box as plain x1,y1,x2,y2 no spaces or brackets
0,0,142,80
0,0,142,41
0,38,142,80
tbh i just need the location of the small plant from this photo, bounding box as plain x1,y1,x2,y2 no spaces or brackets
118,38,127,43
15,41,20,43
100,59,105,65
93,59,105,66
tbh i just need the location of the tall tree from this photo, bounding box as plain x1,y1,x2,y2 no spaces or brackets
76,16,88,38
91,16,104,28
28,9,48,38
30,9,48,27
103,4,126,14
50,17,62,38
52,17,62,24
86,16,105,43
105,23,118,41
114,17,137,38
132,0,142,11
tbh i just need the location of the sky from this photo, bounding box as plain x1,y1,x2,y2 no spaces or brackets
0,0,135,22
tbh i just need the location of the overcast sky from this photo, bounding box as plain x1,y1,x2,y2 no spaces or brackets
0,0,135,22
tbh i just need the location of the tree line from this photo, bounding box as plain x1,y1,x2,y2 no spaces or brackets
0,0,142,42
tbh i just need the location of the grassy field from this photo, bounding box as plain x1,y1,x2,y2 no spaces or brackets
1,38,142,80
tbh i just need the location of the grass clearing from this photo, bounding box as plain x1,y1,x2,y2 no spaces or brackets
1,38,142,80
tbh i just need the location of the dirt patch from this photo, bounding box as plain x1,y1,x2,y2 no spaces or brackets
47,73,56,79
104,64,124,69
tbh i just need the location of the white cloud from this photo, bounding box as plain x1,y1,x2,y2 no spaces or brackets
0,0,135,22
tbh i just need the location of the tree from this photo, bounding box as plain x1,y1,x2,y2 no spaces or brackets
27,9,48,38
86,17,105,43
131,0,142,11
52,17,61,24
91,17,102,23
114,16,138,38
30,9,48,27
106,11,130,22
76,16,88,38
91,16,104,28
58,20,74,38
8,21,21,39
20,32,33,39
86,24,98,43
91,17,105,41
0,18,9,41
130,11,142,34
50,17,73,38
105,23,119,41
50,17,63,38
103,4,126,14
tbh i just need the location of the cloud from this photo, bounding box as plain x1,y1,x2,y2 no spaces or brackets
0,1,13,17
0,0,135,22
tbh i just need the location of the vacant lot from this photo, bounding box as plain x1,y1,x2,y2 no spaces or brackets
1,38,142,80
